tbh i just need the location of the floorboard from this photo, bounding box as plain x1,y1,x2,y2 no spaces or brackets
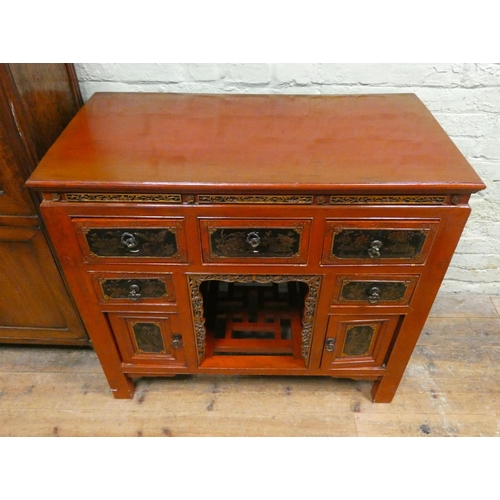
1,292,499,437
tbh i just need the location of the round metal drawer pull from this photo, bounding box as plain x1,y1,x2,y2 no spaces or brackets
325,338,336,352
120,232,139,251
246,231,261,250
368,286,381,304
171,334,183,349
368,239,383,258
128,284,141,300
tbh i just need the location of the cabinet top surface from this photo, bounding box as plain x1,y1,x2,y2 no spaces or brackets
27,92,485,194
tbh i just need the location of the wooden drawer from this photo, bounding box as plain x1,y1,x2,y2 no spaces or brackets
107,311,187,367
322,219,438,265
73,217,188,263
199,218,311,264
90,272,176,304
320,314,403,370
331,275,419,306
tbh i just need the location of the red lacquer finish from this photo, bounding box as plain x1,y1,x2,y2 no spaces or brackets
27,93,485,401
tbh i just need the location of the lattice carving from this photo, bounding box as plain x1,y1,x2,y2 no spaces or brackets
187,274,321,361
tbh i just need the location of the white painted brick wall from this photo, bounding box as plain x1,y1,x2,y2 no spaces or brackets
74,63,500,294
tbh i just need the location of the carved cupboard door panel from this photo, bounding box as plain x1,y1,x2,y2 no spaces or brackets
320,315,403,370
107,312,187,367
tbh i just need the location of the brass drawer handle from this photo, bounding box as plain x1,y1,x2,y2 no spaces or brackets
368,239,382,258
171,334,183,349
325,338,336,352
368,286,381,304
128,284,141,300
246,231,261,250
120,232,140,252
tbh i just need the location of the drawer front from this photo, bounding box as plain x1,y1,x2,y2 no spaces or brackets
74,218,188,263
90,272,176,304
322,220,438,265
331,275,419,306
200,218,311,264
320,315,403,370
107,312,187,367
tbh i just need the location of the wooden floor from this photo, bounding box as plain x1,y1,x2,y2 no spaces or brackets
1,292,499,437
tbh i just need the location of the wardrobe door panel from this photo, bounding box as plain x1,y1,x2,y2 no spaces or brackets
0,226,87,342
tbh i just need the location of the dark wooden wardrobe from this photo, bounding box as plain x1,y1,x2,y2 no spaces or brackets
0,63,89,345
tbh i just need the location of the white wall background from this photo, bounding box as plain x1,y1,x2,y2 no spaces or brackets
74,63,500,295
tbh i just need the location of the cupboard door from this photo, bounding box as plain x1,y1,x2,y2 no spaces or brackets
0,226,87,342
320,315,403,370
107,312,187,367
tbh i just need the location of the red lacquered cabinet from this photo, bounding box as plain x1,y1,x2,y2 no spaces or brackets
27,93,485,402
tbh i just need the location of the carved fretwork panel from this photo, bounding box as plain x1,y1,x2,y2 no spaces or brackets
188,274,322,363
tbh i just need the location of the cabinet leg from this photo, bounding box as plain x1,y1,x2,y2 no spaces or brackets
370,375,401,403
108,374,135,399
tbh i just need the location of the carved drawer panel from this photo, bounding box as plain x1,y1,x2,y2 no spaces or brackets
73,217,188,263
90,272,176,304
320,314,403,370
322,219,438,265
331,275,419,306
199,218,312,264
107,312,187,367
